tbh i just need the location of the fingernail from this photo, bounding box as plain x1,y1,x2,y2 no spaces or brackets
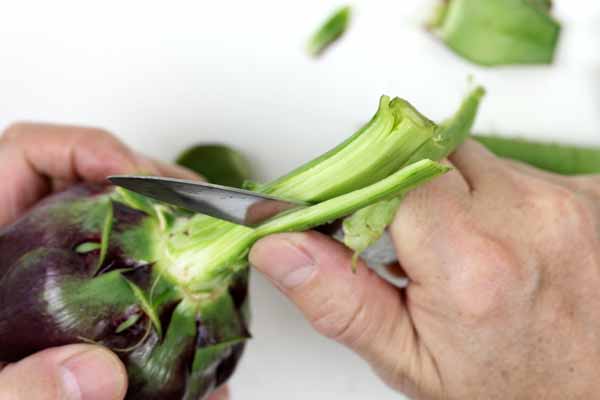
60,348,126,400
252,236,316,289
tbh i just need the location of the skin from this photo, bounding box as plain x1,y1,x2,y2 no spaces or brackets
0,123,228,400
250,140,600,399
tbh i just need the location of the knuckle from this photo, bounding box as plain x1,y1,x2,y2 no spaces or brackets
74,126,131,158
452,235,522,323
546,186,584,215
576,176,600,200
86,126,113,138
382,359,413,393
530,185,595,239
494,165,526,192
78,126,118,144
379,341,443,397
1,122,28,143
557,192,593,229
307,287,370,347
310,298,366,344
308,272,391,350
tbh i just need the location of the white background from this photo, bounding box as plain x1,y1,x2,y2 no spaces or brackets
1,1,599,399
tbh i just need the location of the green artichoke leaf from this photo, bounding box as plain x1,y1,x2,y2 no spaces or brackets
116,313,142,334
430,0,561,66
52,269,143,341
176,144,252,189
184,339,245,400
307,5,352,57
75,242,102,253
124,278,163,337
183,290,249,400
343,197,403,269
474,135,600,175
113,187,159,217
96,201,113,274
127,299,198,398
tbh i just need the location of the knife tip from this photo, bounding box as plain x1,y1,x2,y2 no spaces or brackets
107,175,132,186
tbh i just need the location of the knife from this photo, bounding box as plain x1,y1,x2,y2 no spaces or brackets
108,175,404,285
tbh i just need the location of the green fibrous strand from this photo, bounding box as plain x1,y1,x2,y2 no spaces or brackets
124,279,163,336
474,135,600,175
95,202,113,274
342,87,485,260
429,0,560,66
108,89,485,293
307,5,352,57
116,314,141,334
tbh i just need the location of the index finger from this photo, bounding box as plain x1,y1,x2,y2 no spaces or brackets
390,158,473,284
0,122,197,226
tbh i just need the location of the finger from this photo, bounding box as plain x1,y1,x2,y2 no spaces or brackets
140,155,203,181
450,139,588,216
447,139,506,190
391,159,472,283
0,344,127,400
1,122,145,182
570,175,600,203
0,122,155,226
502,158,575,188
499,157,600,222
449,139,540,200
249,231,426,388
245,199,298,225
207,385,229,400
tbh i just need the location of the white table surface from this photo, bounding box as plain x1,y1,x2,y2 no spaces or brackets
1,1,599,399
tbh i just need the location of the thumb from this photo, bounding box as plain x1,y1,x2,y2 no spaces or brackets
0,344,127,400
249,231,419,388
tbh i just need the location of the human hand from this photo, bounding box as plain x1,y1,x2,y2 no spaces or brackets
250,140,600,399
0,123,227,400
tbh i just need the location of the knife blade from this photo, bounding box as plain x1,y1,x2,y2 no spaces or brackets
107,175,308,227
